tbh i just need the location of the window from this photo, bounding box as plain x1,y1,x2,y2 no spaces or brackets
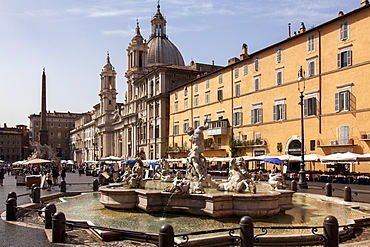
304,97,318,116
194,82,198,92
276,48,282,63
251,105,262,124
174,123,179,135
235,82,241,97
337,50,352,68
174,91,178,100
205,92,210,104
232,108,243,126
254,76,260,91
217,137,222,149
310,140,316,151
243,62,248,75
308,34,315,53
194,95,199,107
174,102,178,112
184,86,188,96
234,65,239,79
273,103,286,121
217,88,223,101
218,72,222,84
194,117,200,129
308,59,316,76
204,114,211,123
217,110,224,120
335,90,352,112
340,21,349,41
184,98,188,110
254,57,259,71
183,121,189,133
276,69,283,85
339,125,350,145
206,77,210,89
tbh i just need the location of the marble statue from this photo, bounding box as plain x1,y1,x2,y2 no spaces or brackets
121,158,146,188
217,157,256,193
268,171,284,190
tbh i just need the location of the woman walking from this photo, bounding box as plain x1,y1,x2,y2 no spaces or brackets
61,167,67,181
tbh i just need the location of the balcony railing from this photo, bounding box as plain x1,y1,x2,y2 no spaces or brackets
207,119,229,136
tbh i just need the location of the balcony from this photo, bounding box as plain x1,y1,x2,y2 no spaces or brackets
317,139,356,148
207,119,229,136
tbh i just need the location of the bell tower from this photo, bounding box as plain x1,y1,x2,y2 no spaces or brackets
125,20,148,102
99,52,117,114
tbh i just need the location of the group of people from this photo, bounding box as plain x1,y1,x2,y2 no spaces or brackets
44,166,67,190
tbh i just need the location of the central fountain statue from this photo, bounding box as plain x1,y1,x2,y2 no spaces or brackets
164,122,218,194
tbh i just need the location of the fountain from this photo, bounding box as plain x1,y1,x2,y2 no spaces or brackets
99,123,295,219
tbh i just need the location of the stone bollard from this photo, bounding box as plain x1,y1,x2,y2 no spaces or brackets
344,186,351,202
93,179,99,191
290,180,298,192
52,212,66,243
6,197,17,221
32,186,41,203
60,180,66,192
45,203,57,229
240,216,254,247
159,224,174,247
325,183,332,197
323,215,339,247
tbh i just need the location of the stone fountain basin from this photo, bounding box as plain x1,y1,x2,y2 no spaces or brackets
99,185,294,219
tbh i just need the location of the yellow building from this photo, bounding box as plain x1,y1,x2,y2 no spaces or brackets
168,2,370,173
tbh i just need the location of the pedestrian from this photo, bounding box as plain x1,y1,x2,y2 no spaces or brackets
46,172,52,191
61,167,66,181
78,164,83,176
0,168,5,186
52,166,59,185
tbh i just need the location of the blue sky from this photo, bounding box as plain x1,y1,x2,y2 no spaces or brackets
0,0,361,127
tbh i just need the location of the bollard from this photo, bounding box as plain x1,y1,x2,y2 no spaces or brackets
6,198,17,221
93,179,99,191
52,212,66,243
290,180,298,192
60,180,66,192
45,203,57,229
344,186,351,202
325,183,332,197
159,224,174,247
323,215,339,247
32,186,41,203
240,216,254,247
8,191,17,200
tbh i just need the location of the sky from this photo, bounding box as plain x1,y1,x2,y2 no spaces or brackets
0,0,362,127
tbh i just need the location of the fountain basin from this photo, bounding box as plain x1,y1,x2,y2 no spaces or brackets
99,185,294,219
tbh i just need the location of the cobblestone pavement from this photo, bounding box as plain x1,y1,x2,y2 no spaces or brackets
1,173,370,246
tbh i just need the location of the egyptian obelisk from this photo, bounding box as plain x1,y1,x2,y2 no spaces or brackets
39,68,48,145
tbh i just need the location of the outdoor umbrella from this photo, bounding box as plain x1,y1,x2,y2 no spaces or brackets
123,159,136,163
25,158,52,165
148,162,160,165
262,157,287,165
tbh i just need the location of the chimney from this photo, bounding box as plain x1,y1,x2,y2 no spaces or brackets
338,11,344,17
288,23,291,38
3,123,7,129
361,0,369,7
299,22,306,33
240,43,249,60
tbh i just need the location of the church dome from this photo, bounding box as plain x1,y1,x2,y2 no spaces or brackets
147,37,185,66
146,4,185,66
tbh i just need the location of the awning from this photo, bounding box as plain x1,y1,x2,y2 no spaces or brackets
320,152,359,164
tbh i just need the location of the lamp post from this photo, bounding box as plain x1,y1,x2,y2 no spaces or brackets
298,66,308,189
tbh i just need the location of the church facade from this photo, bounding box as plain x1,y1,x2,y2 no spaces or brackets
71,4,221,163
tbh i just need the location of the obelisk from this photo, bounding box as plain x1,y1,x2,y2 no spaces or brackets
39,68,48,145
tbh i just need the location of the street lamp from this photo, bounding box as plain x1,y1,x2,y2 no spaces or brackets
298,66,308,189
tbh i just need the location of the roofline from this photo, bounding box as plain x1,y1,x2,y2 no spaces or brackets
169,3,370,93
